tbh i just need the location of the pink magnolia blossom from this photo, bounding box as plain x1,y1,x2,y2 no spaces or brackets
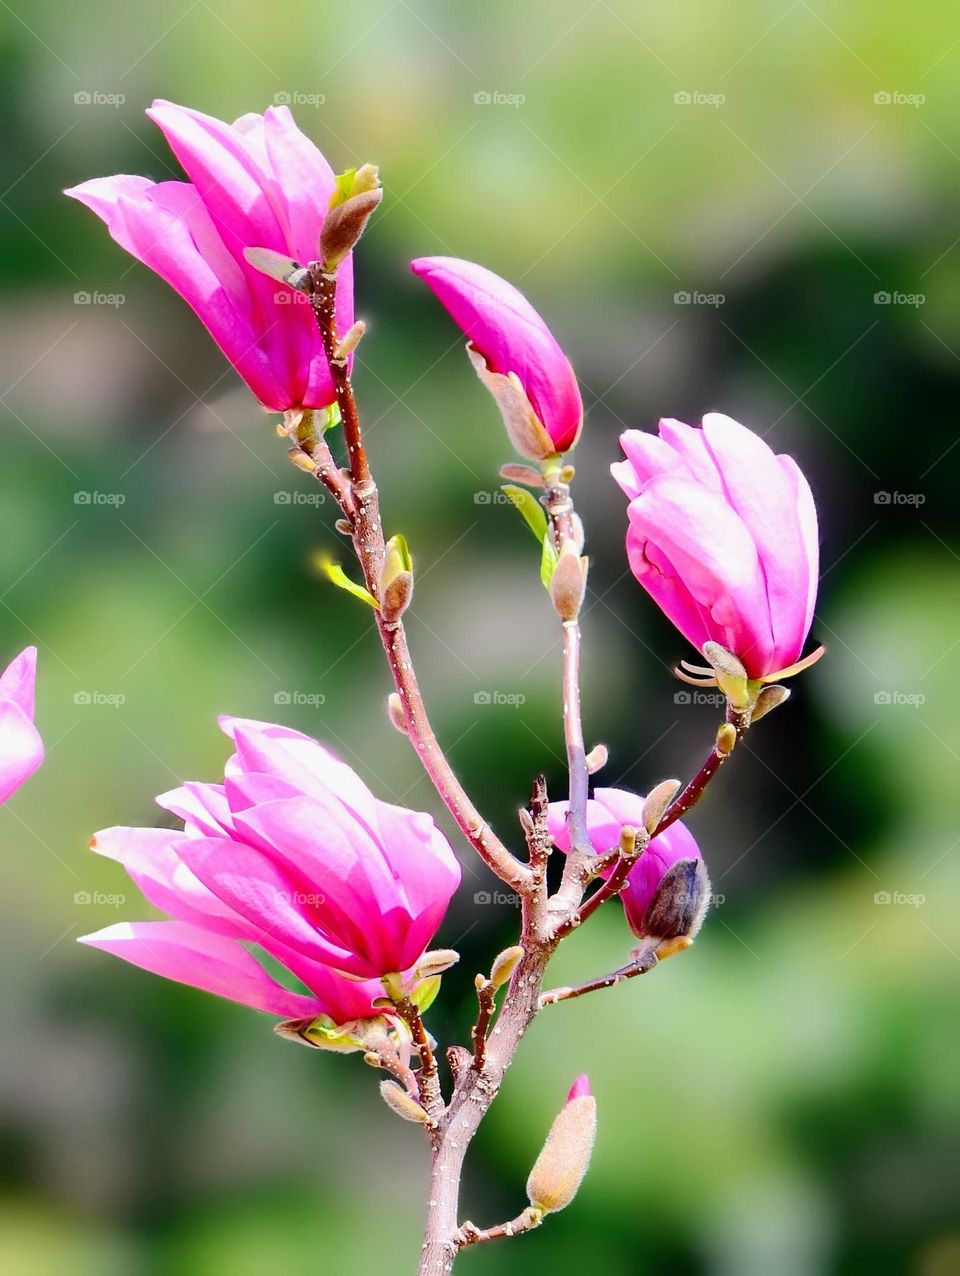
0,646,43,804
547,787,703,939
411,256,582,457
612,414,819,681
66,100,354,411
80,717,462,1016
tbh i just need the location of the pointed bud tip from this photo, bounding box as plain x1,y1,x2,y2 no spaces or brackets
567,1074,591,1101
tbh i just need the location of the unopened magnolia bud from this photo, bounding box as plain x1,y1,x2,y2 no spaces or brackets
379,1080,433,1125
642,857,711,941
387,692,408,734
716,722,737,756
321,169,383,270
618,825,639,856
415,949,460,979
526,1082,597,1215
381,573,413,624
550,542,587,621
642,779,681,833
379,533,414,625
585,743,608,774
499,463,545,486
333,319,366,362
490,944,524,989
752,683,790,721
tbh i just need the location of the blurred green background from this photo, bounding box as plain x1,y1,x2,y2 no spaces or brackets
1,2,958,1273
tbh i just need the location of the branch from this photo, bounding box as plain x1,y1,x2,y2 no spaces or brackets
391,995,443,1122
304,267,530,890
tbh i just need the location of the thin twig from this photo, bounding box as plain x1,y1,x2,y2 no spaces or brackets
392,996,443,1121
457,1207,543,1248
540,941,661,1006
471,976,496,1071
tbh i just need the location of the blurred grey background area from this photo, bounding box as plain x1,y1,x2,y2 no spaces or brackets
1,2,958,1273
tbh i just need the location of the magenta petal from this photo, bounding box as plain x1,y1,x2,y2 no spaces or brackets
172,833,370,978
411,255,582,451
66,176,291,409
79,920,325,1018
627,475,776,676
222,718,381,834
701,414,810,669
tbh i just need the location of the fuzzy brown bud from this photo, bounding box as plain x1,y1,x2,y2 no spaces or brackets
526,1087,597,1214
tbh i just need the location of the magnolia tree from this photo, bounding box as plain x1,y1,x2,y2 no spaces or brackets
57,102,824,1273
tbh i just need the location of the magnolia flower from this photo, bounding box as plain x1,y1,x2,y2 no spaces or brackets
547,787,707,940
66,100,354,411
81,717,462,1016
612,414,820,683
411,256,582,459
0,646,43,804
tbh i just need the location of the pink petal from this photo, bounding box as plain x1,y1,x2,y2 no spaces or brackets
172,833,372,978
701,414,809,669
627,475,776,676
778,453,820,655
66,176,291,409
90,825,249,936
0,699,43,804
79,920,325,1018
0,645,38,718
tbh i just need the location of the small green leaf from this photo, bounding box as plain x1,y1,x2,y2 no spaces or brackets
319,402,342,432
411,974,442,1013
540,535,559,589
502,485,549,542
385,532,413,573
320,558,379,608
